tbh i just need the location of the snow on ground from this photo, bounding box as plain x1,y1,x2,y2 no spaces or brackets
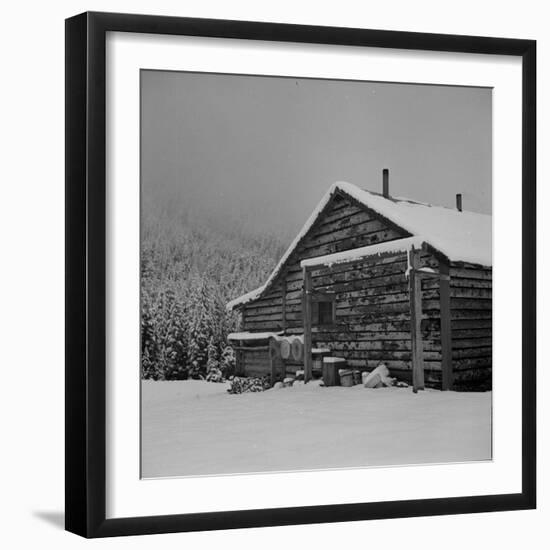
141,380,492,479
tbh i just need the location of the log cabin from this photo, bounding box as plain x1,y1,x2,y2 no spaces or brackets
226,176,492,391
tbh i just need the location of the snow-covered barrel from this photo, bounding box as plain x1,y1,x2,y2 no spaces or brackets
280,337,291,360
290,335,304,362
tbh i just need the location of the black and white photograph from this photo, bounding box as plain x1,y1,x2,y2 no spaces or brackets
140,70,493,479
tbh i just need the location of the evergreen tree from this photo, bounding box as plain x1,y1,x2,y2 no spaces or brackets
140,212,284,380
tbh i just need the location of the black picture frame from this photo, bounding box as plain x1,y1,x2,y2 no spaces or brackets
65,11,536,538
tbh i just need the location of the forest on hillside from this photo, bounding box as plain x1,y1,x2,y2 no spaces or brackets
140,205,286,380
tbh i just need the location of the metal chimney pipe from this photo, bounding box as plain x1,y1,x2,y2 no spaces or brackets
456,193,463,212
383,169,389,198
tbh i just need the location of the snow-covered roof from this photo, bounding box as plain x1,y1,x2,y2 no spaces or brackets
300,236,425,269
227,181,492,310
336,182,492,267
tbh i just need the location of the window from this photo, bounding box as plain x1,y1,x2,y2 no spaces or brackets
318,301,334,325
312,296,335,326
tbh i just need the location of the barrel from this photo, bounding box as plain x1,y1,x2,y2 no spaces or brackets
339,369,354,387
290,335,304,362
280,337,291,360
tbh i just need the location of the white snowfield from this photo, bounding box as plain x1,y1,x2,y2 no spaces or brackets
226,181,492,310
141,380,492,478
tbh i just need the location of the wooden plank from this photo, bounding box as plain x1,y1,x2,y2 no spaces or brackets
451,337,493,348
452,328,492,339
314,210,380,238
439,261,453,390
452,347,492,359
450,318,492,329
232,345,270,351
299,229,404,258
302,223,400,250
450,267,492,280
314,203,364,226
242,320,283,331
325,349,441,361
409,248,425,392
450,298,492,310
302,267,313,383
452,357,492,370
450,310,492,320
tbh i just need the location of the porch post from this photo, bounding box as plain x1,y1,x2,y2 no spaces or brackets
439,261,453,390
408,248,425,392
302,266,313,383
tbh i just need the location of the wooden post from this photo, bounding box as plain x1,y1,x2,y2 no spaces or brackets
302,267,313,383
281,277,287,333
408,249,425,392
439,261,453,390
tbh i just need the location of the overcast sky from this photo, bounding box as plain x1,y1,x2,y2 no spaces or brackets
141,70,491,241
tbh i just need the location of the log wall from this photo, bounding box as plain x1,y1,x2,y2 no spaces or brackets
449,263,493,390
309,251,442,386
242,192,410,334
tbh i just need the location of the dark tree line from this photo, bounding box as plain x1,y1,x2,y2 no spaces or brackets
141,210,285,380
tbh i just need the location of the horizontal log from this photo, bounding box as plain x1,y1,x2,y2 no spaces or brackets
232,345,271,351
310,274,408,294
450,287,492,299
286,265,408,292
334,283,410,300
336,302,412,316
450,298,492,309
450,279,492,289
452,328,492,339
299,231,406,260
304,218,391,249
450,267,492,280
452,347,492,359
243,304,285,316
314,211,381,239
450,310,492,320
326,348,442,361
242,320,283,331
243,312,283,322
452,357,492,371
452,369,492,382
337,293,410,308
314,339,442,353
315,202,366,226
318,340,413,352
313,330,413,341
310,253,410,278
242,295,283,309
451,337,492,349
451,318,492,329
451,260,492,270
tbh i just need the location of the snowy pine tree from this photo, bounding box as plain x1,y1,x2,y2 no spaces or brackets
220,345,236,378
140,211,285,380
